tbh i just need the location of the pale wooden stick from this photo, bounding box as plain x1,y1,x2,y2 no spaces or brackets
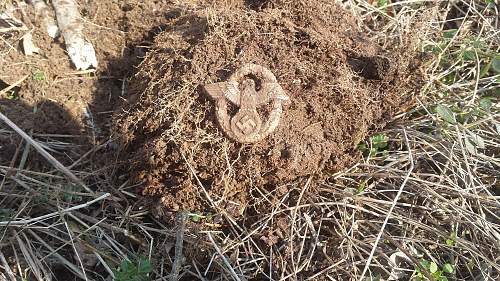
0,74,29,96
31,0,59,38
51,0,97,70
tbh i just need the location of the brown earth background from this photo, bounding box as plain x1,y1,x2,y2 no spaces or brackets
1,0,423,220
116,0,423,215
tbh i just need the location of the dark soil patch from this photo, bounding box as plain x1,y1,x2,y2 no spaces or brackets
115,0,423,214
0,0,173,166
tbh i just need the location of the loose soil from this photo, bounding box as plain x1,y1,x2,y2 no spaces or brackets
0,0,172,164
0,0,425,278
0,0,423,216
115,0,423,215
3,2,498,281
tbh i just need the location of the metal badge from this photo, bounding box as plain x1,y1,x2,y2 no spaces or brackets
204,63,289,143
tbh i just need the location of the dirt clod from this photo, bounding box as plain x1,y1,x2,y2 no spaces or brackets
116,1,423,213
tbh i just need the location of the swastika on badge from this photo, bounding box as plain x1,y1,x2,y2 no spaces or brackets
204,63,289,143
235,115,257,134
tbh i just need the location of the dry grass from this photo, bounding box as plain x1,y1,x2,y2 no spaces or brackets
0,0,499,280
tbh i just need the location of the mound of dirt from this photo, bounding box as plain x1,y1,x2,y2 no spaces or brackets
116,0,423,214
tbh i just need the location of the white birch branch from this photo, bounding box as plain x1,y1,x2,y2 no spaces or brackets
51,0,97,70
31,0,59,38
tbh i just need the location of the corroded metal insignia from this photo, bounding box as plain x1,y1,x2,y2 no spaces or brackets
204,63,289,143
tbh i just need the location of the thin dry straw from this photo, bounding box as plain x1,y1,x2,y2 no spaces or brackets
0,110,93,193
359,127,415,281
207,232,246,281
0,74,29,95
0,192,110,226
27,230,91,280
0,250,16,280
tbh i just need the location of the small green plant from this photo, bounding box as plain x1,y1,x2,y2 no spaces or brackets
479,97,493,112
445,232,457,247
189,212,203,222
357,180,367,194
434,102,489,154
358,134,389,157
0,209,14,220
435,105,456,124
376,0,388,13
423,28,499,87
62,184,84,203
435,95,496,126
113,257,152,281
186,212,218,224
32,69,45,81
5,89,19,100
414,259,454,281
492,55,500,72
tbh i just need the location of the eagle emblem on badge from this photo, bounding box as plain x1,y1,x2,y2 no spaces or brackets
204,63,289,143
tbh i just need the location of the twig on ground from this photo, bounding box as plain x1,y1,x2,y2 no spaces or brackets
51,0,97,70
0,111,93,193
359,127,415,281
0,250,16,281
0,6,27,33
207,232,245,281
289,176,313,279
0,193,110,226
170,211,187,281
27,230,92,280
31,0,59,38
0,74,29,96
